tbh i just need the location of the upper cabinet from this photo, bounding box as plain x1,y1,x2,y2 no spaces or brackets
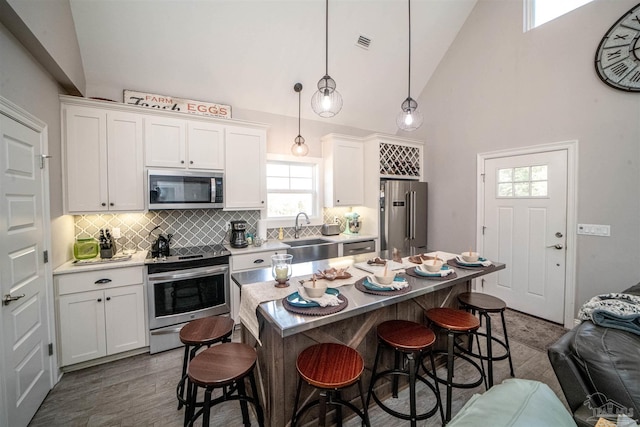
322,134,364,207
63,103,144,213
60,96,269,213
224,126,266,210
144,117,224,170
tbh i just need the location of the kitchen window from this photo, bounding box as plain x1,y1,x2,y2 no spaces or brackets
266,157,321,219
524,0,593,30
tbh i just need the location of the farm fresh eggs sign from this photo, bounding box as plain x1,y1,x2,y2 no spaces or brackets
123,90,231,119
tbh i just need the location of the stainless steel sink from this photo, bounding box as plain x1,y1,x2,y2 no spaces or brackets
285,239,338,263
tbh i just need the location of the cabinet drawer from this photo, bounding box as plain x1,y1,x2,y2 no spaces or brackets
343,240,376,256
232,251,278,272
57,266,143,295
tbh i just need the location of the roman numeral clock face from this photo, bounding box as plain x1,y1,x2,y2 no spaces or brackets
595,3,640,91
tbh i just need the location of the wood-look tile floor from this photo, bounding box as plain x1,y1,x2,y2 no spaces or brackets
29,325,568,427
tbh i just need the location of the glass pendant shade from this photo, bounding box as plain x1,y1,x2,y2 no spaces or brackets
291,135,309,157
397,97,424,131
311,82,343,118
291,83,309,157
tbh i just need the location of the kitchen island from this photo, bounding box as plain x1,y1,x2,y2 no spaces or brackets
231,251,505,427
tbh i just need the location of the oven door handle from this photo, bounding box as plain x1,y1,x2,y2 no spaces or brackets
148,266,229,283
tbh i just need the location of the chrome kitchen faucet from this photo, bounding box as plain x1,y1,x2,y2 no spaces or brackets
294,212,310,239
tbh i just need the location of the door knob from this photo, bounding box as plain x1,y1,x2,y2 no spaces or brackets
546,244,563,250
555,232,563,238
3,293,25,305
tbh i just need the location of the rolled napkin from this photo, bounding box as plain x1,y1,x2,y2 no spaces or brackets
456,256,492,267
366,276,409,290
417,266,455,277
297,286,342,307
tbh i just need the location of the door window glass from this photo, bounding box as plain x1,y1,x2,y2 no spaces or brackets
497,165,548,198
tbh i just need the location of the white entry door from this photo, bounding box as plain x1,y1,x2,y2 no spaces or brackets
0,112,52,426
481,150,568,323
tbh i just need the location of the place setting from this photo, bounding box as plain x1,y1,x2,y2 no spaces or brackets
282,275,348,316
405,253,458,280
447,249,496,271
354,265,412,296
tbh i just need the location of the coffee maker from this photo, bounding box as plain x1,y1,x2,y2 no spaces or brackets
230,220,248,248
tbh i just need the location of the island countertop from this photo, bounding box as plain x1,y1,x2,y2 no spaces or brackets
231,251,505,338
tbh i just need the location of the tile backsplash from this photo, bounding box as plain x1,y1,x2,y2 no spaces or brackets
74,207,353,251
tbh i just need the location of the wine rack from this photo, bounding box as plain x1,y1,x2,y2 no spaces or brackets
379,141,421,178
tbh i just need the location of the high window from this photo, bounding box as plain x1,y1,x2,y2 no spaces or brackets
266,158,320,219
525,0,593,30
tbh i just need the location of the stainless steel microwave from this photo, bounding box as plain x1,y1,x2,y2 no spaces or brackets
147,169,224,210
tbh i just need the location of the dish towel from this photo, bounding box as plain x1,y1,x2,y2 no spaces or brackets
456,256,493,267
417,267,455,277
297,286,342,307
578,293,640,335
366,276,409,290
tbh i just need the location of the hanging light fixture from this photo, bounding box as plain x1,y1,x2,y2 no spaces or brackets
291,83,309,157
311,0,342,118
397,0,424,131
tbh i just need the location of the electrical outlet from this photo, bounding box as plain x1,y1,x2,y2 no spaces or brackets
112,227,121,239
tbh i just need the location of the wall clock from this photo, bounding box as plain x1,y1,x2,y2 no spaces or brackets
595,3,640,91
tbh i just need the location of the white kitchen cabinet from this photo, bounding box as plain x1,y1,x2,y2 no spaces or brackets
230,250,280,325
144,117,225,170
187,121,225,170
224,126,267,209
322,134,364,207
63,104,144,213
56,266,147,367
144,116,186,168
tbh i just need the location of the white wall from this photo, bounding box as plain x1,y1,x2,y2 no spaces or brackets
0,22,75,267
413,0,640,314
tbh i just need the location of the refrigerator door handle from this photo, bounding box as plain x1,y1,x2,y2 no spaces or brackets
411,191,416,240
405,191,411,239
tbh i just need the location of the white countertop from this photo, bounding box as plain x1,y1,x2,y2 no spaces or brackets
223,233,378,255
53,251,148,275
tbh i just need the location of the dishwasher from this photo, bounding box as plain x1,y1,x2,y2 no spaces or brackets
342,240,376,256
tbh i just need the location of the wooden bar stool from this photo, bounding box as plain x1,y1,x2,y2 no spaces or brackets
184,342,264,427
291,343,370,427
177,316,234,409
425,307,486,422
457,292,515,388
366,320,444,427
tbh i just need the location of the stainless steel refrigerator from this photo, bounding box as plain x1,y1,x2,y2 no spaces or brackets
380,180,428,252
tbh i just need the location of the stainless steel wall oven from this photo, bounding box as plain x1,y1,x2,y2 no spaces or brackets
145,245,230,353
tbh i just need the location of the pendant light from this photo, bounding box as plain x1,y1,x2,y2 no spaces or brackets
397,0,424,131
291,83,309,157
311,0,343,118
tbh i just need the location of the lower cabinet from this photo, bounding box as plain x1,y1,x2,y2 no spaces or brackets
56,266,147,367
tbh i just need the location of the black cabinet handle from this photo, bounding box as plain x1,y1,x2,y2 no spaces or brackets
106,297,111,301
101,203,106,206
190,160,193,164
180,160,185,164
253,259,264,264
95,278,112,284
109,202,114,206
97,298,102,302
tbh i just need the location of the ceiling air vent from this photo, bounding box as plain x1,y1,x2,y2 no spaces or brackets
356,34,371,50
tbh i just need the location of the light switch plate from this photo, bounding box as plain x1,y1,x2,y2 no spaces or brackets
577,224,610,236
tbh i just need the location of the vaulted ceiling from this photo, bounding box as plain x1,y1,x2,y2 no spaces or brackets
70,0,476,134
